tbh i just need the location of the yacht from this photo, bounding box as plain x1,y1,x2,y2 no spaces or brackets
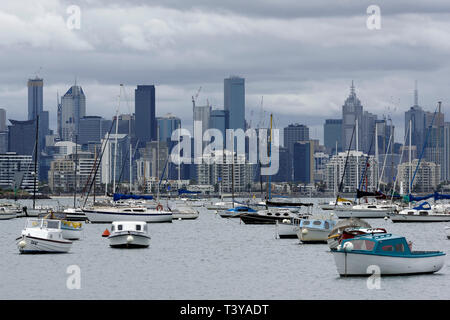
0,207,18,220
82,205,173,223
16,218,73,253
239,208,308,225
390,202,450,222
333,201,397,219
108,221,151,248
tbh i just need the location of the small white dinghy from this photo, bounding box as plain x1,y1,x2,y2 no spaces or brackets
16,218,73,254
108,221,151,248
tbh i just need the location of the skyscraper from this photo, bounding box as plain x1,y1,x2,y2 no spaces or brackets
405,82,425,153
293,141,314,184
224,76,245,131
8,119,37,155
61,84,86,142
342,81,363,152
135,85,156,145
283,123,309,155
0,108,6,132
210,109,228,140
157,113,181,143
27,78,43,121
324,119,342,155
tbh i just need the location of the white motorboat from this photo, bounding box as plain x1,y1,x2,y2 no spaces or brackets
205,201,241,211
170,206,199,220
296,217,336,243
82,206,172,223
332,233,445,276
0,207,17,220
445,226,450,239
319,198,353,211
60,220,83,240
390,202,450,223
16,218,73,253
62,207,88,221
108,221,151,248
333,201,396,219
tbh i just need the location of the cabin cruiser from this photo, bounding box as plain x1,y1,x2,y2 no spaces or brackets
390,202,450,222
108,221,151,248
296,217,336,243
239,208,309,225
82,205,172,223
41,212,83,240
170,205,199,220
219,206,257,218
16,218,73,253
332,201,397,219
328,227,387,250
331,233,445,276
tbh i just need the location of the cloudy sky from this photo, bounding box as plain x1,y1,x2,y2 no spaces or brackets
1,0,449,144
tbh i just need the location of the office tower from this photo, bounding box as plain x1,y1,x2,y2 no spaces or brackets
361,110,377,154
78,116,112,145
405,82,425,153
443,122,450,182
271,146,292,182
27,78,43,121
135,85,156,145
157,113,181,143
324,119,342,155
61,84,86,142
210,109,228,140
224,76,245,131
116,114,135,137
342,81,363,151
0,108,6,132
8,119,36,155
193,104,211,141
283,123,309,155
101,133,131,186
424,106,445,181
293,141,314,184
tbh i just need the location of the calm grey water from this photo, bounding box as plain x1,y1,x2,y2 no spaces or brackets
1,197,449,300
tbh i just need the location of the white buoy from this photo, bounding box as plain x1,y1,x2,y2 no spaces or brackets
126,235,134,243
18,240,26,248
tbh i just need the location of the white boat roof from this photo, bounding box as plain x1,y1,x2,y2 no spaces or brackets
111,221,147,227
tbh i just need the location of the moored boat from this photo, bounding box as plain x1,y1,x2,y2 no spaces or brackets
296,218,336,243
219,206,257,218
82,205,172,223
108,221,151,248
333,201,396,219
390,202,450,223
327,218,372,249
239,208,304,225
16,218,73,254
331,233,446,276
0,207,18,220
276,217,303,239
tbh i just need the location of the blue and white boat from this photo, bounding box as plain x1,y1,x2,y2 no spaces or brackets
219,206,257,218
296,218,336,243
332,233,446,276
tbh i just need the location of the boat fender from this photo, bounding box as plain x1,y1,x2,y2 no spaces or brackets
302,228,308,234
127,235,134,243
343,242,353,252
18,240,26,248
384,216,388,220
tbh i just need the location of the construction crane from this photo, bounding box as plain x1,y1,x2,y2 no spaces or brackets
192,86,202,112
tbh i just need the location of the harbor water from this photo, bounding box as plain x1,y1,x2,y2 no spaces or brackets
1,197,449,300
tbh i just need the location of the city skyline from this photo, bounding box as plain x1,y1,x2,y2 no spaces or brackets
1,1,450,144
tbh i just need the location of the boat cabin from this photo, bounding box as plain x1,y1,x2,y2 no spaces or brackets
300,219,335,231
339,233,417,256
25,218,62,230
111,221,148,233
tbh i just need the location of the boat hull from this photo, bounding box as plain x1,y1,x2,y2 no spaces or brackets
276,223,299,238
331,251,445,276
240,214,287,224
17,235,72,254
0,213,17,220
83,209,172,223
108,232,150,248
297,227,329,243
391,213,450,223
333,209,391,219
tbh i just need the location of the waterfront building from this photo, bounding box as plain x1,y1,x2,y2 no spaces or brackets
0,153,36,192
224,76,245,131
8,119,36,155
397,159,440,193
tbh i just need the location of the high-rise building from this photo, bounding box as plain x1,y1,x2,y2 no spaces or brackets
283,124,309,155
342,81,363,152
324,119,342,155
8,119,36,155
405,82,426,153
78,116,112,145
224,76,245,131
210,109,228,141
101,133,131,188
0,153,36,192
27,78,43,121
293,141,314,184
193,104,211,142
135,85,156,145
397,159,440,193
157,113,181,143
61,85,86,142
443,122,450,182
0,108,6,132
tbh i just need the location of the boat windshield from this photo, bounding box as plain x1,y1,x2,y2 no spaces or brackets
25,219,42,229
347,239,376,251
43,220,60,229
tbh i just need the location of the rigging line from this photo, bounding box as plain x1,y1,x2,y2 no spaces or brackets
390,118,411,202
357,126,375,198
335,124,356,207
82,118,116,208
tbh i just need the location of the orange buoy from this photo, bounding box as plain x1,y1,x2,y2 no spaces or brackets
102,229,110,237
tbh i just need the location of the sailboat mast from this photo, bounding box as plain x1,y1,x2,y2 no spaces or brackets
409,119,412,194
74,134,78,208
